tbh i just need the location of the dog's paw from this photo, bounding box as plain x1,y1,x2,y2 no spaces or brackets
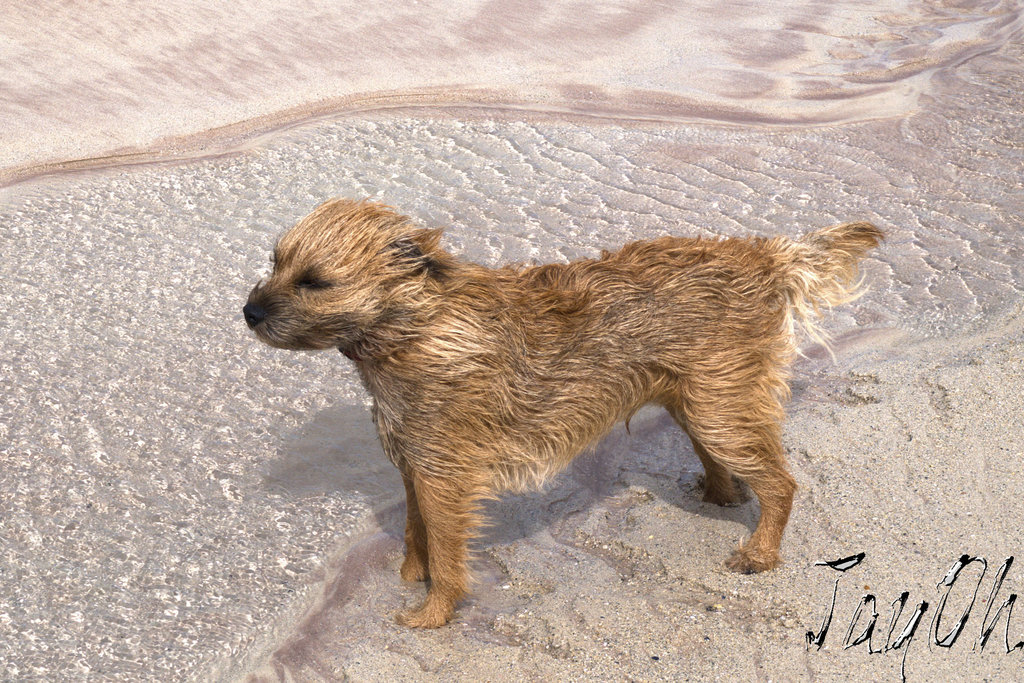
696,473,742,507
400,553,429,582
701,486,741,507
395,598,453,629
725,547,780,574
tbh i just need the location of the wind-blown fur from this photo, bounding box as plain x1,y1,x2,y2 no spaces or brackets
244,198,882,628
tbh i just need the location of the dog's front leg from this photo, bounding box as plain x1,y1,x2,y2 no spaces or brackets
395,472,476,628
399,468,429,582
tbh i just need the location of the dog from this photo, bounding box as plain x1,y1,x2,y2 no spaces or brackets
243,198,882,628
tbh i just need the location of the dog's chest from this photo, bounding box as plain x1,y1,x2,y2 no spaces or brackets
358,364,419,464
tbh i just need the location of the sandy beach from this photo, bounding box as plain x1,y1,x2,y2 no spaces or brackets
1,2,1023,681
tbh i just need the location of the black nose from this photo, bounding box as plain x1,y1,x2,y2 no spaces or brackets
243,302,266,328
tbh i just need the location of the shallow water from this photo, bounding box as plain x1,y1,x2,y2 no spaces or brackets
1,2,1022,680
2,0,1021,174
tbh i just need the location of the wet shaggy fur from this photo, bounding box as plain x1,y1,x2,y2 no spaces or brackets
243,198,882,628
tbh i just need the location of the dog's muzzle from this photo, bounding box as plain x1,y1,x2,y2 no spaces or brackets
243,302,267,328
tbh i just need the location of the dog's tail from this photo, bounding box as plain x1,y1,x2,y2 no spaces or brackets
772,221,883,351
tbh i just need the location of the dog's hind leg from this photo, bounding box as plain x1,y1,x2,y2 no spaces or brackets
723,453,796,573
396,472,480,628
670,386,796,573
666,404,741,506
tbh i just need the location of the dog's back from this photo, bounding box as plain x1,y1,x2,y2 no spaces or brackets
512,221,882,366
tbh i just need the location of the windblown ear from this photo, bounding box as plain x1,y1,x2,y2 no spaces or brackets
388,236,425,263
385,230,448,279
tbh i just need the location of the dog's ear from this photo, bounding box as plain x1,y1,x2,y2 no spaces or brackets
386,231,448,279
389,236,425,263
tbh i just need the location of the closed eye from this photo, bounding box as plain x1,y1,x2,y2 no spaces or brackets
296,276,332,291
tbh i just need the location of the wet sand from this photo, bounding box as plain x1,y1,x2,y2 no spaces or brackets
2,2,1023,681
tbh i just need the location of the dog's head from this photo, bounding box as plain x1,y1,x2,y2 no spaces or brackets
243,199,448,357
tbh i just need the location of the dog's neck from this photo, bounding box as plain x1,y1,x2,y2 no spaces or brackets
337,304,432,365
339,346,362,362
338,260,495,367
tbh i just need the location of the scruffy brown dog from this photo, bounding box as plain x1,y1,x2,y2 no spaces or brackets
243,198,882,628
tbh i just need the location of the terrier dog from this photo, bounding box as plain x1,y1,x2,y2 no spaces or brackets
243,198,882,628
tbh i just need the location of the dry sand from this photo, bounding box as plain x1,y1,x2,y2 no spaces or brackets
1,2,1023,681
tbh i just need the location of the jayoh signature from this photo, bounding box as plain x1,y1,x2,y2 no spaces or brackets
805,553,1023,681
